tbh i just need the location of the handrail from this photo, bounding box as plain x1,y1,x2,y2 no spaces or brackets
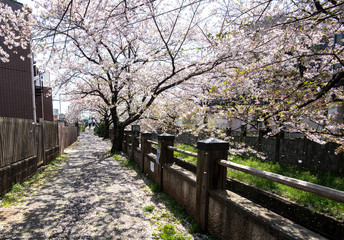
167,146,198,158
147,140,158,145
219,160,344,203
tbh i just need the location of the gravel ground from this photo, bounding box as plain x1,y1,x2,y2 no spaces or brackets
0,129,153,239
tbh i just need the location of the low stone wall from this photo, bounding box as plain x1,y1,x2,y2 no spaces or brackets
144,153,159,184
163,164,197,219
226,178,344,239
0,156,37,196
135,156,325,240
45,146,60,165
208,190,325,240
172,157,343,239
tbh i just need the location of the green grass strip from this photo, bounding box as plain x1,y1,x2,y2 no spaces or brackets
173,144,197,164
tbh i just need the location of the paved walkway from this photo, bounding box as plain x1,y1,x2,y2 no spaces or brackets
0,130,153,239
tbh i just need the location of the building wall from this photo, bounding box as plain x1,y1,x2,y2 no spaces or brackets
0,0,34,120
36,87,54,122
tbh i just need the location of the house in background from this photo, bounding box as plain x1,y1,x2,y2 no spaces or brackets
53,108,59,121
0,0,53,122
34,70,54,122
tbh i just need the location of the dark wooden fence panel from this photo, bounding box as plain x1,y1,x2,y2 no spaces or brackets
66,126,77,147
0,118,35,167
58,123,77,154
44,121,58,150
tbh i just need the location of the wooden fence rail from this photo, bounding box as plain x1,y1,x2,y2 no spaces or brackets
167,146,198,158
147,140,158,145
164,141,344,204
219,160,344,203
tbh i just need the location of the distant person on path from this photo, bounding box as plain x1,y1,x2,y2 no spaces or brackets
88,119,92,129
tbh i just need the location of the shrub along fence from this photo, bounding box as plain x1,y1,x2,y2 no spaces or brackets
0,117,77,196
122,130,343,240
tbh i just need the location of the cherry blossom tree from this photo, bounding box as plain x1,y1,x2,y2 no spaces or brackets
0,0,33,62
64,96,111,137
206,0,344,152
31,0,231,152
2,0,343,152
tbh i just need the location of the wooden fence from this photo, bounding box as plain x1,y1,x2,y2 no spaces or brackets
0,118,35,168
0,117,77,196
44,121,59,150
58,123,78,155
122,131,343,240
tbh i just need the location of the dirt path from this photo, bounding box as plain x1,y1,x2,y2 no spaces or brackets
0,130,153,239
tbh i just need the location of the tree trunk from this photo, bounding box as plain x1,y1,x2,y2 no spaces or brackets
111,126,124,153
110,107,124,153
103,116,110,139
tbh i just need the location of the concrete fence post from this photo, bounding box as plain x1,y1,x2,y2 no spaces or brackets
121,131,126,153
122,131,127,154
56,122,59,156
157,133,175,190
131,132,140,162
35,122,44,166
123,130,130,154
127,131,133,154
140,132,152,172
196,138,229,232
225,127,232,137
